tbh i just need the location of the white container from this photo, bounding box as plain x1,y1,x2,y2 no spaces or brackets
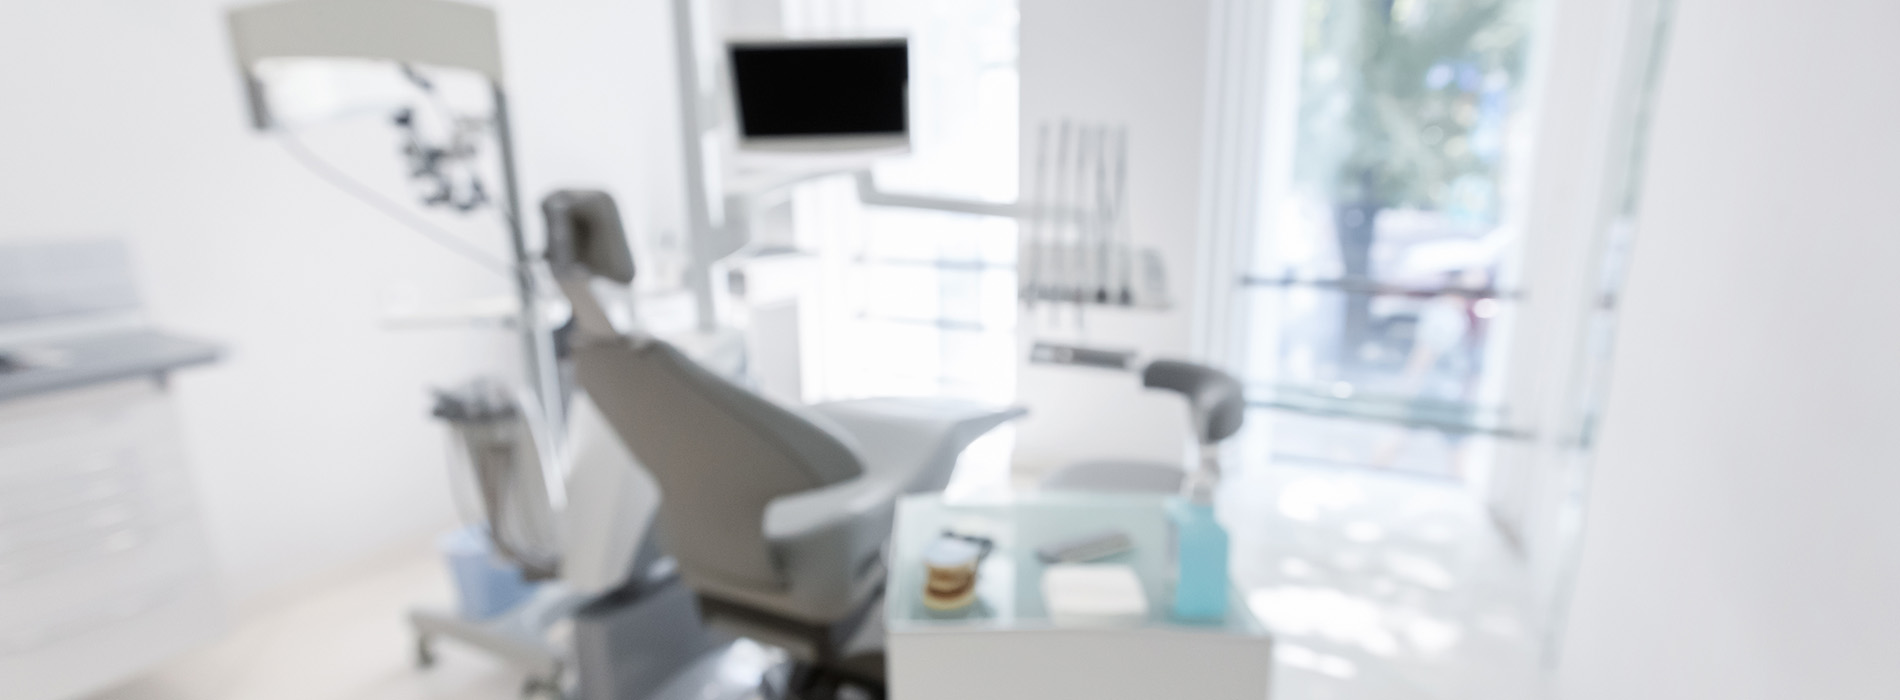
1041,564,1149,627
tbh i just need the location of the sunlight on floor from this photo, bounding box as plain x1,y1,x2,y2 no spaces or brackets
1223,461,1545,700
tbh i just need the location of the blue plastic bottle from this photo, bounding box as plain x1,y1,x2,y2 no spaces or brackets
1168,476,1230,622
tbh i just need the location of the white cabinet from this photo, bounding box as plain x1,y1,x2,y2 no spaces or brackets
0,379,224,700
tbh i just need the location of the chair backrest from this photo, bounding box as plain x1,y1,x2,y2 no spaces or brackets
1142,360,1247,445
574,338,866,591
542,188,868,592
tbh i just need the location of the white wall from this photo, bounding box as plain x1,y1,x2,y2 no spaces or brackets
1012,0,1214,474
504,0,687,289
0,0,680,606
1556,0,1900,697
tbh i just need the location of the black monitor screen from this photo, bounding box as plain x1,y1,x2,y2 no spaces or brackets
729,41,908,138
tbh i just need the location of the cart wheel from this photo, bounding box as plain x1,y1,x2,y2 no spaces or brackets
520,677,565,700
415,635,437,669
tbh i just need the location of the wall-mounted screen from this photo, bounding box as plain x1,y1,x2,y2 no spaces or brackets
728,38,909,152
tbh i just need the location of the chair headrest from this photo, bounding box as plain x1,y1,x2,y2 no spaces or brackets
543,190,634,284
1141,360,1247,444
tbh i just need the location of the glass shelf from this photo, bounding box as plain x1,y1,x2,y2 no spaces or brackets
1241,273,1522,301
1247,382,1532,440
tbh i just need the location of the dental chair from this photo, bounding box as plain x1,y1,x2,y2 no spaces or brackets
544,190,1024,697
409,191,728,700
1040,360,1247,494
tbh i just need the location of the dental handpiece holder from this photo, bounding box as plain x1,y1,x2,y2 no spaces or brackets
432,378,564,584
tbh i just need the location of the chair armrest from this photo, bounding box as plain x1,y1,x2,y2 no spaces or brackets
762,471,907,619
810,398,1027,494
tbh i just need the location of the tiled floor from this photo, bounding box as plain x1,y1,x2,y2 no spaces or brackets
90,463,1544,700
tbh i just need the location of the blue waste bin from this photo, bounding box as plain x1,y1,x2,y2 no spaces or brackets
440,526,535,619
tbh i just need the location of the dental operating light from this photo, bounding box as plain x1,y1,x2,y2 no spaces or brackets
225,0,564,441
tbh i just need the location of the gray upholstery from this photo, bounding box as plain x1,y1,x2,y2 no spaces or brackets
544,189,1025,646
545,190,636,341
1142,360,1246,445
575,338,871,605
580,335,1021,624
543,190,634,284
680,395,1021,625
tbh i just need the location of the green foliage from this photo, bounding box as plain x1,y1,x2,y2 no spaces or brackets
1294,0,1536,215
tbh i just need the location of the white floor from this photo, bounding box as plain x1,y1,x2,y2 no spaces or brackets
88,544,526,700
1223,462,1545,700
90,464,1544,700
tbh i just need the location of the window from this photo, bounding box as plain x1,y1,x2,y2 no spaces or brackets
783,0,1022,495
1241,0,1543,480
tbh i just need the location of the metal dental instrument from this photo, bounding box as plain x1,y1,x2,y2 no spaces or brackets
1102,127,1109,302
1024,122,1052,309
1080,124,1094,306
1049,120,1073,323
1084,124,1102,327
1114,126,1134,306
1073,123,1094,328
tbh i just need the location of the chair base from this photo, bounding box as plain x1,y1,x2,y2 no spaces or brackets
409,583,587,695
694,589,888,698
572,577,728,700
694,592,885,676
760,655,886,700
